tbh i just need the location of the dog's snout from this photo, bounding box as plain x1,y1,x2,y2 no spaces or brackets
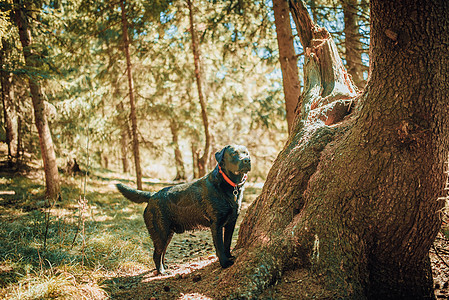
242,157,250,165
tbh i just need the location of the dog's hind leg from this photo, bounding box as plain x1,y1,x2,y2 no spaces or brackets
161,232,173,270
152,230,173,274
143,205,172,274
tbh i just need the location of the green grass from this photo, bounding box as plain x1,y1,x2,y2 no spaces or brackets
0,168,261,299
0,170,154,299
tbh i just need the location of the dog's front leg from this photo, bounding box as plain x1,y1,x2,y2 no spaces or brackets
223,217,237,259
211,222,234,268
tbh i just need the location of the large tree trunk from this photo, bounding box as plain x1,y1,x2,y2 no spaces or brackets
209,0,449,298
120,0,142,189
273,0,301,133
0,38,18,162
13,0,60,199
187,0,210,177
342,0,365,89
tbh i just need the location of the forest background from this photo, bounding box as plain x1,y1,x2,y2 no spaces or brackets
6,0,448,299
0,0,369,185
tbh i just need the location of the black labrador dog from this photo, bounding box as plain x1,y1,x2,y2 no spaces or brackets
116,144,251,274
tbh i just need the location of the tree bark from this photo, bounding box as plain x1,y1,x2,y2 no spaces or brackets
191,141,199,179
120,0,142,189
273,0,301,134
208,0,449,298
186,0,210,177
308,0,318,24
0,38,18,162
342,0,365,89
117,102,130,173
120,127,130,173
13,0,60,199
169,119,186,181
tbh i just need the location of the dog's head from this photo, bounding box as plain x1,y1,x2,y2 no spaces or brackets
215,144,251,182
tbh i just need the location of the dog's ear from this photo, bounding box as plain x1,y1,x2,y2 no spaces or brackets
215,145,230,165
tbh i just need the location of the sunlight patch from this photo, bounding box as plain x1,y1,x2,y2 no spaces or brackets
178,293,213,300
118,261,149,276
143,256,216,283
125,214,140,220
95,215,113,222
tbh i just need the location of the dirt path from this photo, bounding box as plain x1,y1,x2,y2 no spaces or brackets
103,198,449,300
101,206,449,300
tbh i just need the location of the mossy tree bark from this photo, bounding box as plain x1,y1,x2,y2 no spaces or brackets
213,0,449,298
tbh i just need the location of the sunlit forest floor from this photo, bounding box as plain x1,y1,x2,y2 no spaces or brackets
1,151,449,299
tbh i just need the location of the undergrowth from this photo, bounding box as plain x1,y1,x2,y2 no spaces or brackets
0,165,262,299
0,170,163,299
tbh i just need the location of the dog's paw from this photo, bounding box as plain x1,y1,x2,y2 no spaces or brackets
220,259,234,269
154,269,171,276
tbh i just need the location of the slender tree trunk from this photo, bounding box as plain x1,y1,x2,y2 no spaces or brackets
204,0,449,298
342,0,365,89
308,0,318,25
120,127,130,173
13,0,60,199
273,0,301,134
186,0,210,177
16,114,22,162
120,0,142,189
169,120,186,181
0,39,18,162
191,141,199,179
118,102,130,173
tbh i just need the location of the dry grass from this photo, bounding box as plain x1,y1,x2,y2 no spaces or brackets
0,169,161,299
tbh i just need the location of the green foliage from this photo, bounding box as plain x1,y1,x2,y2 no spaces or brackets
0,10,11,40
34,0,287,179
0,0,369,179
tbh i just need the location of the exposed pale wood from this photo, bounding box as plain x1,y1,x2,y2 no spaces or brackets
290,0,358,127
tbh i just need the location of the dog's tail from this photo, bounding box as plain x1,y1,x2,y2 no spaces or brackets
116,183,154,203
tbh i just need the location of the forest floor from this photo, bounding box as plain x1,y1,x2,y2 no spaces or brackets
1,155,449,299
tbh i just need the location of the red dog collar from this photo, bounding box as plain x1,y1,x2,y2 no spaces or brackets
218,165,247,188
